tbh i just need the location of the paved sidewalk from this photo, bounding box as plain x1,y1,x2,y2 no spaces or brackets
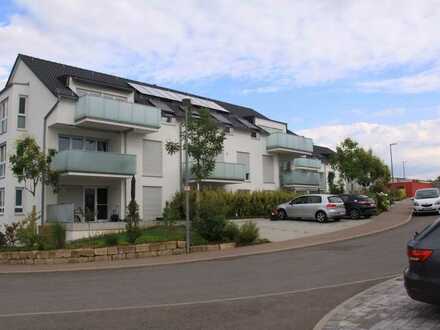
0,200,412,273
317,277,440,330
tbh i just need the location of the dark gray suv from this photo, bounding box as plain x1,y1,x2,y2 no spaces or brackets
404,218,440,305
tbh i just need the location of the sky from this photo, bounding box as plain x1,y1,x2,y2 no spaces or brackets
0,0,439,179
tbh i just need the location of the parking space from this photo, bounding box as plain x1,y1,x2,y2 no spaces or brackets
234,218,373,242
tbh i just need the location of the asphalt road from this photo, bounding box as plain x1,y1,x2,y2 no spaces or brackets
0,214,436,330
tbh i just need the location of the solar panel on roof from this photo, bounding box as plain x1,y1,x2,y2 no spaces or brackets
210,112,232,126
128,82,229,113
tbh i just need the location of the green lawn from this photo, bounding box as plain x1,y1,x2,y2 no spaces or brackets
66,225,208,249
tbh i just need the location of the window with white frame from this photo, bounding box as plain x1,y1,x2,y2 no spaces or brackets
15,188,23,213
58,135,109,152
0,188,4,214
0,144,6,178
18,96,27,129
0,98,7,134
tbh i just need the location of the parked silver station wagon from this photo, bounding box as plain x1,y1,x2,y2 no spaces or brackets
272,194,346,223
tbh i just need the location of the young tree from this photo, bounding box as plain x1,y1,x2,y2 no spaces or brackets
9,136,58,199
9,136,59,241
331,138,390,192
165,107,225,214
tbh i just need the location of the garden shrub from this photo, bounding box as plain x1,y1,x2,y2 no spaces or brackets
126,200,142,244
17,207,39,249
375,192,390,212
162,201,180,228
0,231,6,248
223,221,240,243
4,222,19,247
104,233,119,246
166,190,298,220
237,221,259,245
38,223,66,250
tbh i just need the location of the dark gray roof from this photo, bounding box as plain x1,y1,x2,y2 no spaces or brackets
4,54,311,137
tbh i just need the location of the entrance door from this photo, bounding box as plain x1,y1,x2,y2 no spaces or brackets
84,188,108,221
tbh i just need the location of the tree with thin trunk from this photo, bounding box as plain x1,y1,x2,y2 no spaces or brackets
9,136,59,247
165,108,225,217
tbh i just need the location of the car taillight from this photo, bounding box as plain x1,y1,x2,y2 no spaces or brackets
326,203,337,209
271,208,278,215
407,247,433,262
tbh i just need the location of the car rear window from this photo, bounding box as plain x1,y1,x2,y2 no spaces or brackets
416,221,440,247
415,189,439,199
328,196,343,203
354,195,369,200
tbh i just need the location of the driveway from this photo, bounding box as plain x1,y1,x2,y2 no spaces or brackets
235,218,372,242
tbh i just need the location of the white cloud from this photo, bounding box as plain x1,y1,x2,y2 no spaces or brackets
357,68,440,93
298,120,440,180
1,0,440,85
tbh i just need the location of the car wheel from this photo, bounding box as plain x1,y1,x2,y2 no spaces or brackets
413,211,418,217
316,211,327,223
278,209,287,220
350,209,361,220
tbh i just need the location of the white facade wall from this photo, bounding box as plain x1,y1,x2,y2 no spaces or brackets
0,58,329,227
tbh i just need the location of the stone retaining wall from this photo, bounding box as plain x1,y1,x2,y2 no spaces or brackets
0,241,236,265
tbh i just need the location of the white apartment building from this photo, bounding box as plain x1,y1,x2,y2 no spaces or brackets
0,55,335,237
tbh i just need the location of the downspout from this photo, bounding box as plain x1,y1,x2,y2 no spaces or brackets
123,130,128,218
41,99,60,224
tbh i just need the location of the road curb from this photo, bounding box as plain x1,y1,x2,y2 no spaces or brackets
0,208,413,274
313,276,401,330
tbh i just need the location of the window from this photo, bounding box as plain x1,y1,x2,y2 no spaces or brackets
307,196,322,204
292,196,307,204
0,188,4,214
0,144,6,178
15,188,23,213
59,136,70,151
262,155,274,183
251,131,258,138
143,140,163,177
237,152,250,181
58,135,109,152
0,98,7,134
18,96,27,129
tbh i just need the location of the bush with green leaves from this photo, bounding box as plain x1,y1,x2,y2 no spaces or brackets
237,221,259,245
223,221,240,243
0,231,6,248
194,194,228,242
104,233,119,246
4,222,19,247
375,192,391,212
38,222,66,250
166,190,298,220
161,201,180,228
16,207,39,249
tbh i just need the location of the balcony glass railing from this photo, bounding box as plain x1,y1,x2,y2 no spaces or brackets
266,132,314,153
280,170,321,186
293,158,322,170
75,95,161,129
185,162,246,181
52,150,136,176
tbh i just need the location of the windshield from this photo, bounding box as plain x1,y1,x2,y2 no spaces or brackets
415,189,439,199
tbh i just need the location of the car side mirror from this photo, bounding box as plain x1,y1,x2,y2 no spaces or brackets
289,200,295,205
414,231,419,239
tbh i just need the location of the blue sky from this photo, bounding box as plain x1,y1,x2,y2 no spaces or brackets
1,0,439,179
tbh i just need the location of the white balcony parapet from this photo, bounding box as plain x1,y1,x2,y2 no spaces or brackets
267,132,314,154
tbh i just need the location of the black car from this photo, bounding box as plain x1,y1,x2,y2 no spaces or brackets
338,194,377,219
404,219,440,305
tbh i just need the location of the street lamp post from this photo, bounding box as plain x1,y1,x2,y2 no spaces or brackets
182,98,191,254
389,143,397,183
402,160,407,179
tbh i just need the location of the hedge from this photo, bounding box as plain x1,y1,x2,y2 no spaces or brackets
165,190,298,219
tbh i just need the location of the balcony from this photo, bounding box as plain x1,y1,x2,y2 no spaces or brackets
75,95,161,133
266,132,314,154
185,162,246,183
293,158,322,171
52,150,136,177
280,170,321,187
